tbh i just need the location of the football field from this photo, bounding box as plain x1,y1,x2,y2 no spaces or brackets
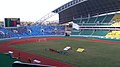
10,38,120,67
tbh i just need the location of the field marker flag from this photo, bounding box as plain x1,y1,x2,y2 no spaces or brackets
76,48,85,52
72,23,80,30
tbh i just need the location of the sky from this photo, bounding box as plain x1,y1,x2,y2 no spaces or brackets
0,0,72,22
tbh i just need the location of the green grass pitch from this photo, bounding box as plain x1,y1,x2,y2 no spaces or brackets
11,39,120,67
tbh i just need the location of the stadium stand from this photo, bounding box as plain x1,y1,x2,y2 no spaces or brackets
71,29,80,35
0,26,65,39
105,13,120,38
72,13,120,38
112,13,120,22
111,22,120,26
92,30,109,36
80,29,93,35
105,31,120,38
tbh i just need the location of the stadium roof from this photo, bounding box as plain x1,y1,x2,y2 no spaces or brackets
53,0,87,13
55,0,120,23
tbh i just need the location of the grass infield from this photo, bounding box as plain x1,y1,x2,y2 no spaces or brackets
11,39,120,67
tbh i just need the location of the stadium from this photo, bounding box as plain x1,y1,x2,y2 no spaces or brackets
0,0,120,67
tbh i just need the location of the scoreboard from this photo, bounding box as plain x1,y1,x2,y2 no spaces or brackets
4,18,20,28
